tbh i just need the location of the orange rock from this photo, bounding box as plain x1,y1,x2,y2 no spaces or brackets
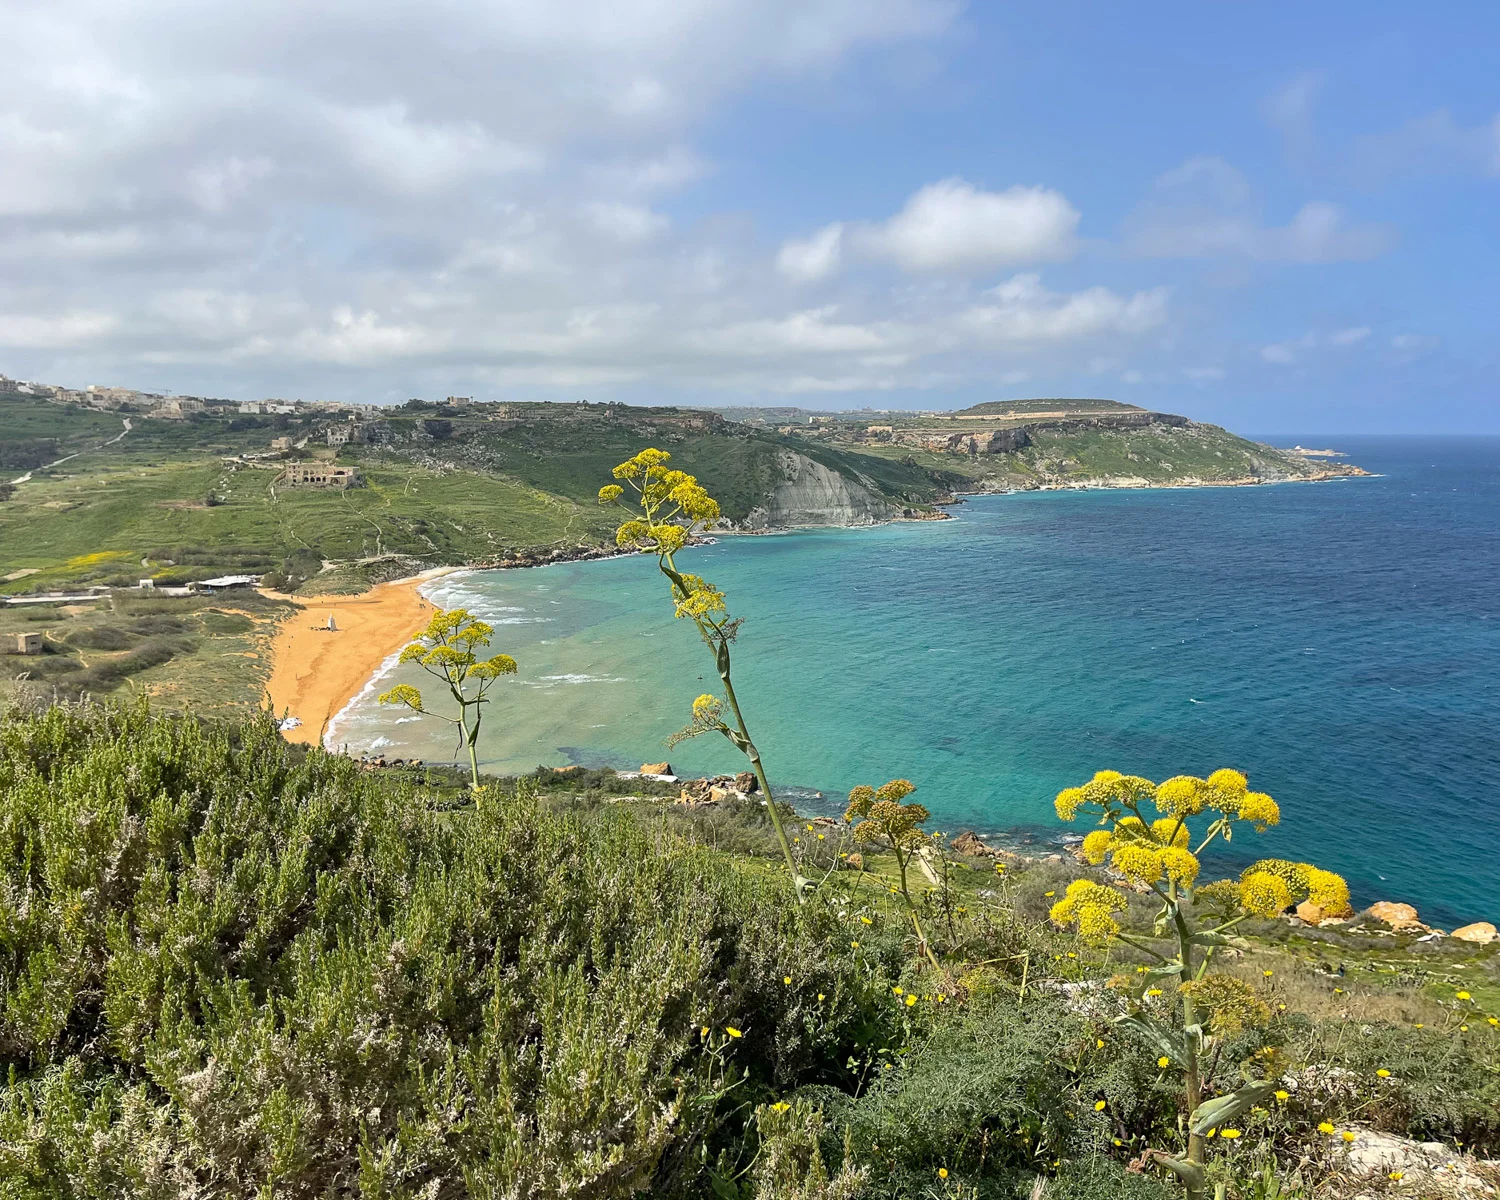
640,762,672,776
1368,901,1421,929
1450,921,1497,945
1295,900,1325,923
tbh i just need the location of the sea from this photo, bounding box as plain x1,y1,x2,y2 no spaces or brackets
328,437,1500,929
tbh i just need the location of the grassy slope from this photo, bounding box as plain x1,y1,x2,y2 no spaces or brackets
0,592,295,718
953,398,1143,417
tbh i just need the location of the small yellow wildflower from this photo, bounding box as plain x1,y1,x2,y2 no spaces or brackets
770,1101,789,1113
700,1025,709,1037
1488,1017,1498,1027
861,916,873,925
1044,890,1055,898
905,994,917,1007
1376,1069,1391,1078
817,993,825,1002
1342,1131,1356,1143
1414,1022,1423,1028
1457,990,1472,1001
1461,1024,1469,1032
1146,988,1163,998
1389,1171,1404,1181
850,940,860,949
893,986,903,995
938,1168,949,1179
1274,1090,1289,1102
1158,1056,1171,1068
1096,1038,1105,1049
726,1026,742,1038
1263,969,1274,978
1095,1100,1107,1111
1319,1122,1335,1135
1220,1129,1242,1140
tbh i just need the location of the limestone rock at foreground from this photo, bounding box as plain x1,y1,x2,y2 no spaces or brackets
641,762,672,776
1451,921,1498,945
1334,1127,1498,1199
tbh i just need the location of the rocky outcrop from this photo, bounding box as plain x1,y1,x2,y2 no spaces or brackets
1367,901,1424,930
1451,921,1498,945
742,449,898,529
951,831,997,857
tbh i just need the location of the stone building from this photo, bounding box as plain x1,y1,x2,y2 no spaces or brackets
279,463,364,489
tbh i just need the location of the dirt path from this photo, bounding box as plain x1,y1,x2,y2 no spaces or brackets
263,568,457,746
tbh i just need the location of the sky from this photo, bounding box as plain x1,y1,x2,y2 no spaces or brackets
1,1,1497,431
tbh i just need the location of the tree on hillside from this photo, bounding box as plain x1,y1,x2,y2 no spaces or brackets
379,608,517,789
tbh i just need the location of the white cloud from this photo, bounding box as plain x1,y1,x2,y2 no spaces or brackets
958,274,1168,343
0,0,1182,401
1127,157,1394,263
1261,327,1373,365
580,202,670,244
855,179,1079,273
1351,109,1500,179
776,223,845,283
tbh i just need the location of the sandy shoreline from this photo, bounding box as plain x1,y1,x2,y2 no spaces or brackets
263,567,457,746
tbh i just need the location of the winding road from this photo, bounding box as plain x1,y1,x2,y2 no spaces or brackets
8,417,131,485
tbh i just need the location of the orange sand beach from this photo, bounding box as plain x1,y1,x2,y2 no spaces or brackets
263,568,457,747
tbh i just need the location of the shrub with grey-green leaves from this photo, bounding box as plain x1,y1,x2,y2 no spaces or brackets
0,702,894,1198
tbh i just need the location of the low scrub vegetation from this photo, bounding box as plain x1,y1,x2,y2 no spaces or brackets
0,702,1496,1198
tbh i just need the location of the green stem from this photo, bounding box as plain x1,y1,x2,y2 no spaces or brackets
894,845,944,977
1172,897,1206,1200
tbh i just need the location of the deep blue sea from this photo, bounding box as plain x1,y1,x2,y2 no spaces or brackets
332,437,1500,929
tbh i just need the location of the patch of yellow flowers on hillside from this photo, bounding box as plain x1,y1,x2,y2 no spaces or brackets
1048,768,1350,937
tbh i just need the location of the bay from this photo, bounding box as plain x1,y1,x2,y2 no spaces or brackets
330,436,1500,928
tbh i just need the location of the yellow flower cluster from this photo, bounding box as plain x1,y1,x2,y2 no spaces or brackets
1179,974,1272,1034
1077,814,1200,886
1049,879,1128,939
1056,767,1280,832
1240,859,1352,916
671,572,727,621
601,449,723,558
845,780,930,852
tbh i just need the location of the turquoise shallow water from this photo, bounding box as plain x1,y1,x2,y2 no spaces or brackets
331,437,1500,928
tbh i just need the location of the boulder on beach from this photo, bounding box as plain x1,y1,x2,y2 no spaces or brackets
1367,901,1423,930
734,771,758,794
1450,921,1497,945
641,762,672,776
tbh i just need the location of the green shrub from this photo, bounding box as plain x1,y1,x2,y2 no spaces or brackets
0,702,902,1197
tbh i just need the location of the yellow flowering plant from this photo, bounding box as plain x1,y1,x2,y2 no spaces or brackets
1051,768,1349,1200
378,607,518,789
600,448,808,902
844,779,944,974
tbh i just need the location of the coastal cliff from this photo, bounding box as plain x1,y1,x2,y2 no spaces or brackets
741,448,900,528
